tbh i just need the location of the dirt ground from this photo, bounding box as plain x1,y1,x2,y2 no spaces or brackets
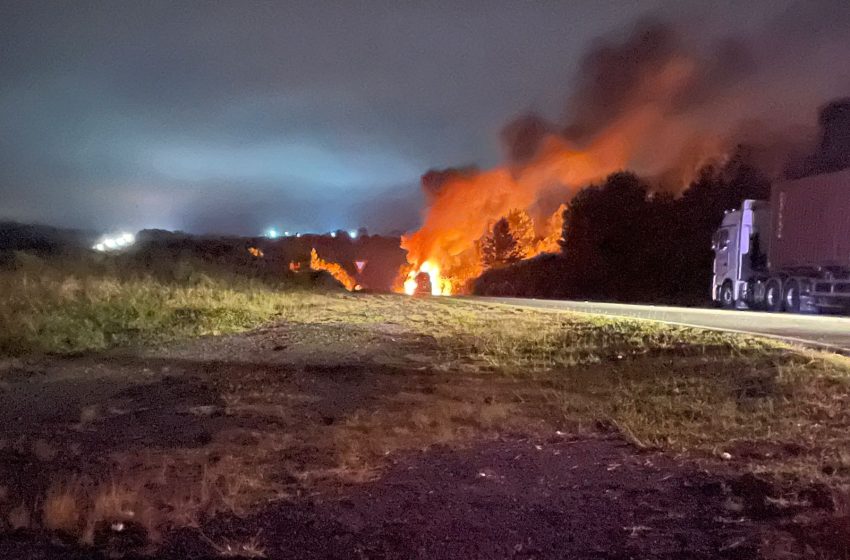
0,310,842,559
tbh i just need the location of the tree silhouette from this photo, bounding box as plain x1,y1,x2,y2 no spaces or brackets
481,217,522,269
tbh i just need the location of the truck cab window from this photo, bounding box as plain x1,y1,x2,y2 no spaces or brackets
713,230,729,251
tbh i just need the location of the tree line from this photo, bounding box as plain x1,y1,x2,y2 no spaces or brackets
474,154,769,303
474,98,850,304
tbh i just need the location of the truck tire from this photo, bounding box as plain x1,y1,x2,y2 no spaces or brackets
765,278,784,312
784,279,801,313
720,281,735,309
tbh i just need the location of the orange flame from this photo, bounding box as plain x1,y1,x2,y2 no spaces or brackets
399,103,725,294
310,249,357,291
399,134,616,293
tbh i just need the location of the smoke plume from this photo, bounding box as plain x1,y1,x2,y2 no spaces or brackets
402,3,850,291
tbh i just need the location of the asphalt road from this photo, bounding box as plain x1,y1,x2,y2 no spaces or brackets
469,297,850,354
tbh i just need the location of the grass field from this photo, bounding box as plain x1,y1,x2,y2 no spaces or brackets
0,251,330,356
267,294,850,484
2,254,850,555
4,254,850,483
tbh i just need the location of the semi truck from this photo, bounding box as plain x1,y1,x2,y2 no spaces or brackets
711,167,850,313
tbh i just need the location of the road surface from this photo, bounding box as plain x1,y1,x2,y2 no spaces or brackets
470,297,850,353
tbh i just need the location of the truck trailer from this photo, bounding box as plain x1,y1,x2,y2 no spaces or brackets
712,168,850,313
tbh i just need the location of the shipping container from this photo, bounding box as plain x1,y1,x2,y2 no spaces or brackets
769,168,850,271
712,168,850,313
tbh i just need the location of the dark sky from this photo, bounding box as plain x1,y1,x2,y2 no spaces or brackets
0,0,831,235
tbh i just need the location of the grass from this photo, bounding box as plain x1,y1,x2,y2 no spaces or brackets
0,251,335,356
9,264,842,484
4,254,850,553
266,294,850,484
424,302,850,482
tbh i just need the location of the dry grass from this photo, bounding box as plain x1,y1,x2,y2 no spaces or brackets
325,394,520,484
41,478,159,544
42,481,83,534
268,294,850,485
419,302,850,483
5,286,850,552
200,531,266,558
84,481,157,544
0,252,334,356
38,465,247,544
102,451,284,535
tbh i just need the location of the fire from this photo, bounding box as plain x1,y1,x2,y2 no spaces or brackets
309,248,357,291
402,261,450,296
397,21,735,294
402,274,417,296
399,135,611,294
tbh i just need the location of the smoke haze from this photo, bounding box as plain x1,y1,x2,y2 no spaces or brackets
402,1,850,287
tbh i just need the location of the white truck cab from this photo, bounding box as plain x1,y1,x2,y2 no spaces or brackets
711,199,770,308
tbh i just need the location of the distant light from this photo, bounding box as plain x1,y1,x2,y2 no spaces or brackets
296,233,301,238
349,230,357,239
92,231,136,252
266,228,279,239
284,231,291,237
330,231,337,238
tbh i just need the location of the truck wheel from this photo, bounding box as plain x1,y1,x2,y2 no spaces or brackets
720,281,735,309
765,278,784,312
784,279,801,313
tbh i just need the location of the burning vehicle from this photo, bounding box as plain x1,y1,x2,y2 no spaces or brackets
411,271,432,296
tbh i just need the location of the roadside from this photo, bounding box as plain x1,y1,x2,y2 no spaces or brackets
1,294,849,558
471,296,850,354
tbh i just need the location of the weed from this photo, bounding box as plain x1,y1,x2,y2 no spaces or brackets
42,480,84,534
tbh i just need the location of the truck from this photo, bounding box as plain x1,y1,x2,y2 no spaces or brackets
712,168,850,313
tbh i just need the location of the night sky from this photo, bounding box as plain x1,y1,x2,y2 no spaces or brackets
0,1,845,235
